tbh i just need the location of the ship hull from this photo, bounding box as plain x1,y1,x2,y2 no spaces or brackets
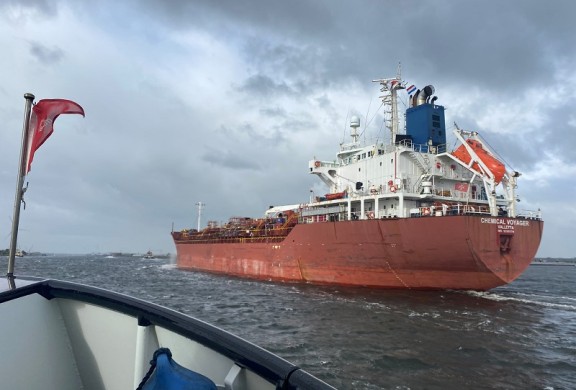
174,216,543,290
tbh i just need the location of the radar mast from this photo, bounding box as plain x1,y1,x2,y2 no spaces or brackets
373,63,404,144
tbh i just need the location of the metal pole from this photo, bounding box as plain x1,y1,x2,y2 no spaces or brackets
195,202,204,231
7,93,35,278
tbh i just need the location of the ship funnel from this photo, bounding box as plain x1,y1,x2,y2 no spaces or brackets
416,85,435,106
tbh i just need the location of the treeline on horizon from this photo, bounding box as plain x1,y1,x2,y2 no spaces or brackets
535,257,576,262
0,249,172,258
0,249,28,256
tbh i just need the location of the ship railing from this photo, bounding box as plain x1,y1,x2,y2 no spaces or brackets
516,209,543,220
174,223,296,244
410,204,492,217
419,184,490,202
175,236,288,244
315,161,339,168
397,140,448,155
409,203,545,220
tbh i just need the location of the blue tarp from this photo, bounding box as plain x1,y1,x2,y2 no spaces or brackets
139,348,217,390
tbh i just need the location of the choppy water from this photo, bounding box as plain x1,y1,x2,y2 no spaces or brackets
4,255,576,389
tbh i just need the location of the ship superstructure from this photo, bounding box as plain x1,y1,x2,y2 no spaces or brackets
303,73,527,224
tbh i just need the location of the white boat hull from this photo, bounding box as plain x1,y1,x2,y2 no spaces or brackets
0,277,333,390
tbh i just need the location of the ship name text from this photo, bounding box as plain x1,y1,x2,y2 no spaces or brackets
480,218,530,227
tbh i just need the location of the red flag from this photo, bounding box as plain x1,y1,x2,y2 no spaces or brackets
25,99,85,173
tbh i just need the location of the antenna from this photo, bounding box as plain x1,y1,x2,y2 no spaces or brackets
195,202,205,231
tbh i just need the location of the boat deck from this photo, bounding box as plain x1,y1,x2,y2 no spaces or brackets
0,277,335,389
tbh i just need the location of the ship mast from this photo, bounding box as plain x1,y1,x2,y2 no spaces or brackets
373,63,404,144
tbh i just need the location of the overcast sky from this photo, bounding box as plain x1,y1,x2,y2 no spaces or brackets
0,0,574,257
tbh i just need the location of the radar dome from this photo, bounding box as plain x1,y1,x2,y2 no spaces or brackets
350,116,360,128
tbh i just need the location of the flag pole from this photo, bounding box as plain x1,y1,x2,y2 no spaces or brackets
7,93,35,278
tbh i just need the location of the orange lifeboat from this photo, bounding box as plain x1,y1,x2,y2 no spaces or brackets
324,191,347,200
452,139,506,184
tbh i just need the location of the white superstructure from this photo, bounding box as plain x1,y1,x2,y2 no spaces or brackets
305,72,540,222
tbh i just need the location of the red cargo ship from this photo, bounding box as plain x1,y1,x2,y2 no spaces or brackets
172,70,543,290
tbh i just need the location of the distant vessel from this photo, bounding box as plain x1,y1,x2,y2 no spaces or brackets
143,251,155,259
172,69,543,290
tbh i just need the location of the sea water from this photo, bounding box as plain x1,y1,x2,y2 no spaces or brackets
4,255,575,389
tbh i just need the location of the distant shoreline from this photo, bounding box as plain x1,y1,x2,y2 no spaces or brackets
532,262,575,266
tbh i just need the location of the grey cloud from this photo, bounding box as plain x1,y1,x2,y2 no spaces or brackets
237,74,297,98
259,106,287,118
202,150,260,170
29,42,64,64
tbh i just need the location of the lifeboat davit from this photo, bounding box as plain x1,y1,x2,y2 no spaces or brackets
452,139,506,184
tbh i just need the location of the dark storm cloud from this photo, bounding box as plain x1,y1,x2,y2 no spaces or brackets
13,0,576,96
138,0,576,92
29,41,64,64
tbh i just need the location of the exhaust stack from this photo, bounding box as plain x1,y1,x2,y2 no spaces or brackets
416,85,435,106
